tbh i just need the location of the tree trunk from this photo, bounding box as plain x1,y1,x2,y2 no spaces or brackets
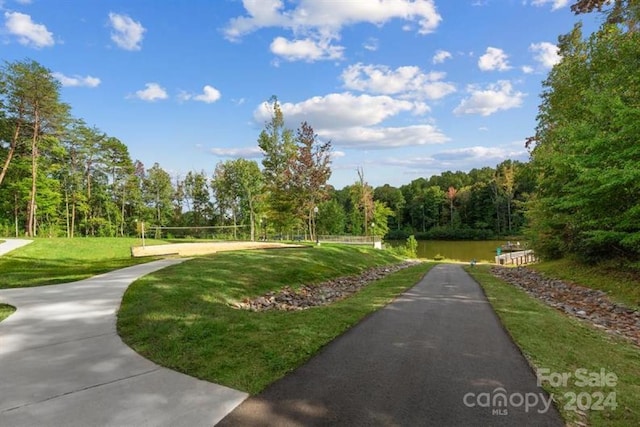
71,199,76,238
120,187,126,237
0,119,22,187
65,186,70,238
14,193,19,238
26,114,39,237
248,196,255,242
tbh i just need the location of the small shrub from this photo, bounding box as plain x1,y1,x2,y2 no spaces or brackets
406,235,418,258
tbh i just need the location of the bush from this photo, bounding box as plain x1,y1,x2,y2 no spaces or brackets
406,235,418,258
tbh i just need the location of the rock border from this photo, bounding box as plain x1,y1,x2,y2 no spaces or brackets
491,266,640,347
234,261,420,311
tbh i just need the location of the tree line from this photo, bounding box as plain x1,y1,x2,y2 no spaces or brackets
526,0,640,263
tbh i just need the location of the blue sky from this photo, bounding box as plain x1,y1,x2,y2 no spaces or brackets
1,0,600,189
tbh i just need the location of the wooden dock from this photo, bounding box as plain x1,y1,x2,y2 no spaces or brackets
495,249,536,265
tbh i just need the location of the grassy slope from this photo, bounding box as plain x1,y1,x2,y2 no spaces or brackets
118,245,432,394
0,303,15,322
467,265,640,427
0,237,159,289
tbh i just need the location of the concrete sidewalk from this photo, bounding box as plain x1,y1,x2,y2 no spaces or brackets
0,259,247,427
0,239,33,256
217,264,563,426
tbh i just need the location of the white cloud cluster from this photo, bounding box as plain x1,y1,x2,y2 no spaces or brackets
432,145,527,162
363,37,379,51
4,11,54,48
478,47,511,71
530,42,561,68
210,146,263,158
225,0,441,62
254,93,447,148
382,144,528,175
529,0,569,11
270,36,344,62
132,83,168,102
454,81,525,116
432,49,452,64
180,85,222,103
341,63,456,100
108,12,145,51
53,72,101,88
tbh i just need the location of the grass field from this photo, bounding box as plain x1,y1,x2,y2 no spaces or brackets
0,303,15,322
467,265,640,426
0,237,160,289
118,245,432,394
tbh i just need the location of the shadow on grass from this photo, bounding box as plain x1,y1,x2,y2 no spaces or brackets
118,252,432,394
0,255,154,289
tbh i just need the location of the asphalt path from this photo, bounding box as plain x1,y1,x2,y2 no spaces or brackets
217,263,563,426
0,259,247,427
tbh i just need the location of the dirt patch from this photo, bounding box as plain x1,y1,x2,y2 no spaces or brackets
131,241,305,257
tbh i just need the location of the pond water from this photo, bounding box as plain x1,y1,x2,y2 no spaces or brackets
387,240,518,262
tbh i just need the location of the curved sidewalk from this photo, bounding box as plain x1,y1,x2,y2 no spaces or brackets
0,259,247,427
0,239,33,256
218,264,563,426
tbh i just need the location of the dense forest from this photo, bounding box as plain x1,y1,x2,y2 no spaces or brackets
1,1,638,266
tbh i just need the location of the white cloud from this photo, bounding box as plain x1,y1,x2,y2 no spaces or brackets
363,37,378,51
432,49,452,64
52,72,101,88
270,36,344,62
225,0,440,62
380,144,528,177
341,63,455,100
210,146,263,158
255,92,426,129
432,145,528,163
454,81,525,116
108,12,145,51
225,0,442,40
132,83,168,101
4,11,54,48
254,93,445,149
478,47,511,71
530,0,569,11
522,65,534,74
321,124,449,148
180,85,222,103
530,42,561,68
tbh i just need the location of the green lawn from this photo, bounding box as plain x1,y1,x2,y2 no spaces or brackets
467,265,640,427
0,237,160,289
118,245,432,394
0,303,15,322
